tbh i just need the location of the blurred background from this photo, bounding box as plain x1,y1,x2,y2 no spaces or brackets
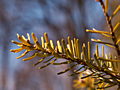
0,0,119,90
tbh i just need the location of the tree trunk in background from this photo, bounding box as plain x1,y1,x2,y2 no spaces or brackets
1,36,10,90
0,1,12,90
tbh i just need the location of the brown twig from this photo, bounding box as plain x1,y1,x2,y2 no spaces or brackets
98,0,120,56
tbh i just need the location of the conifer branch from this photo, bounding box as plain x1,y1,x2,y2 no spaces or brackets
98,0,120,56
10,0,120,89
10,32,120,89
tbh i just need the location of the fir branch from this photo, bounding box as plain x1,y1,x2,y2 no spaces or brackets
98,0,120,56
10,33,120,88
10,0,120,89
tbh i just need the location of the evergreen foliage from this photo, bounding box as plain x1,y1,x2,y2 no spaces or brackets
10,0,120,89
